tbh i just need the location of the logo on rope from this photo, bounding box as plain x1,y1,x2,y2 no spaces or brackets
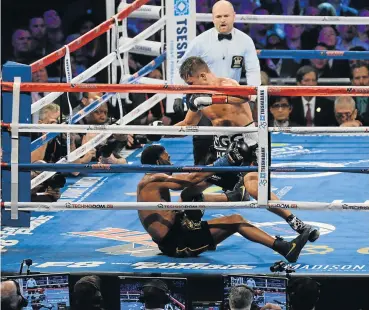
259,147,267,186
87,125,107,130
342,204,369,211
346,87,369,94
174,0,189,16
326,51,345,57
65,202,113,209
270,203,297,209
157,203,202,210
88,164,111,170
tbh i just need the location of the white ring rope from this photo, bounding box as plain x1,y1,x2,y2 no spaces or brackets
120,4,162,20
123,75,166,85
197,13,369,25
2,201,369,211
13,124,369,135
127,5,369,25
30,93,166,189
31,16,166,115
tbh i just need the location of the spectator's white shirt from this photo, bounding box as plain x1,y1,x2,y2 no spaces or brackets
175,27,261,86
302,96,317,121
246,278,256,288
26,278,37,288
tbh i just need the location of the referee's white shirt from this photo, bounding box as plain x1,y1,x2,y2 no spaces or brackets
176,27,261,86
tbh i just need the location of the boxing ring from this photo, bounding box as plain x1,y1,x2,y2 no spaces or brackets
1,0,369,274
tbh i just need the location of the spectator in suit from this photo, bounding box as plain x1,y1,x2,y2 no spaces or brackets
334,96,362,127
301,6,320,49
290,66,337,126
348,46,369,67
336,24,369,51
269,96,299,127
318,26,338,49
309,43,351,79
261,30,301,78
350,61,369,125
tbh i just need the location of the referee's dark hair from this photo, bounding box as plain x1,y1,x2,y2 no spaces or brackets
180,56,210,80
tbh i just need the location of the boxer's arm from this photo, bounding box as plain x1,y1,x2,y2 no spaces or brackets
175,109,202,126
219,79,251,105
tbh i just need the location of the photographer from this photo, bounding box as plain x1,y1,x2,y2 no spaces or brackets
73,275,104,310
30,104,93,200
80,102,133,164
1,280,28,310
140,279,169,310
288,278,320,310
31,162,66,202
31,104,95,165
229,285,281,310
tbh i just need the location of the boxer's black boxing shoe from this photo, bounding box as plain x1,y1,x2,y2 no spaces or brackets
273,228,310,263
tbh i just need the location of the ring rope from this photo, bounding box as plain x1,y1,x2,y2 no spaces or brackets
1,201,369,211
4,83,369,97
2,163,368,174
196,13,369,25
30,53,166,152
4,124,368,134
30,0,150,72
256,50,369,60
31,17,166,114
129,4,369,25
29,94,166,189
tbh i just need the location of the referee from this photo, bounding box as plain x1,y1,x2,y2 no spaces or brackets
174,0,261,164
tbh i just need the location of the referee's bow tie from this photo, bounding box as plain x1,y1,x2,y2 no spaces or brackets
218,33,232,41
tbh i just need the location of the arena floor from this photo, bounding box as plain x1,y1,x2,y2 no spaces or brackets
1,133,369,274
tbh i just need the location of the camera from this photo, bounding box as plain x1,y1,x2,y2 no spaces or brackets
270,261,295,274
133,134,148,145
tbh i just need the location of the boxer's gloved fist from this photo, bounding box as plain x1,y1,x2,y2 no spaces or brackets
147,121,163,142
226,141,251,165
186,94,212,112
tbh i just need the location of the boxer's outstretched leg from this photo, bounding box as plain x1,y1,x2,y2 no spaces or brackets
243,172,320,242
207,214,309,263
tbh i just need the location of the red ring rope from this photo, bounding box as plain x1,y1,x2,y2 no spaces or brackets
2,82,369,96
